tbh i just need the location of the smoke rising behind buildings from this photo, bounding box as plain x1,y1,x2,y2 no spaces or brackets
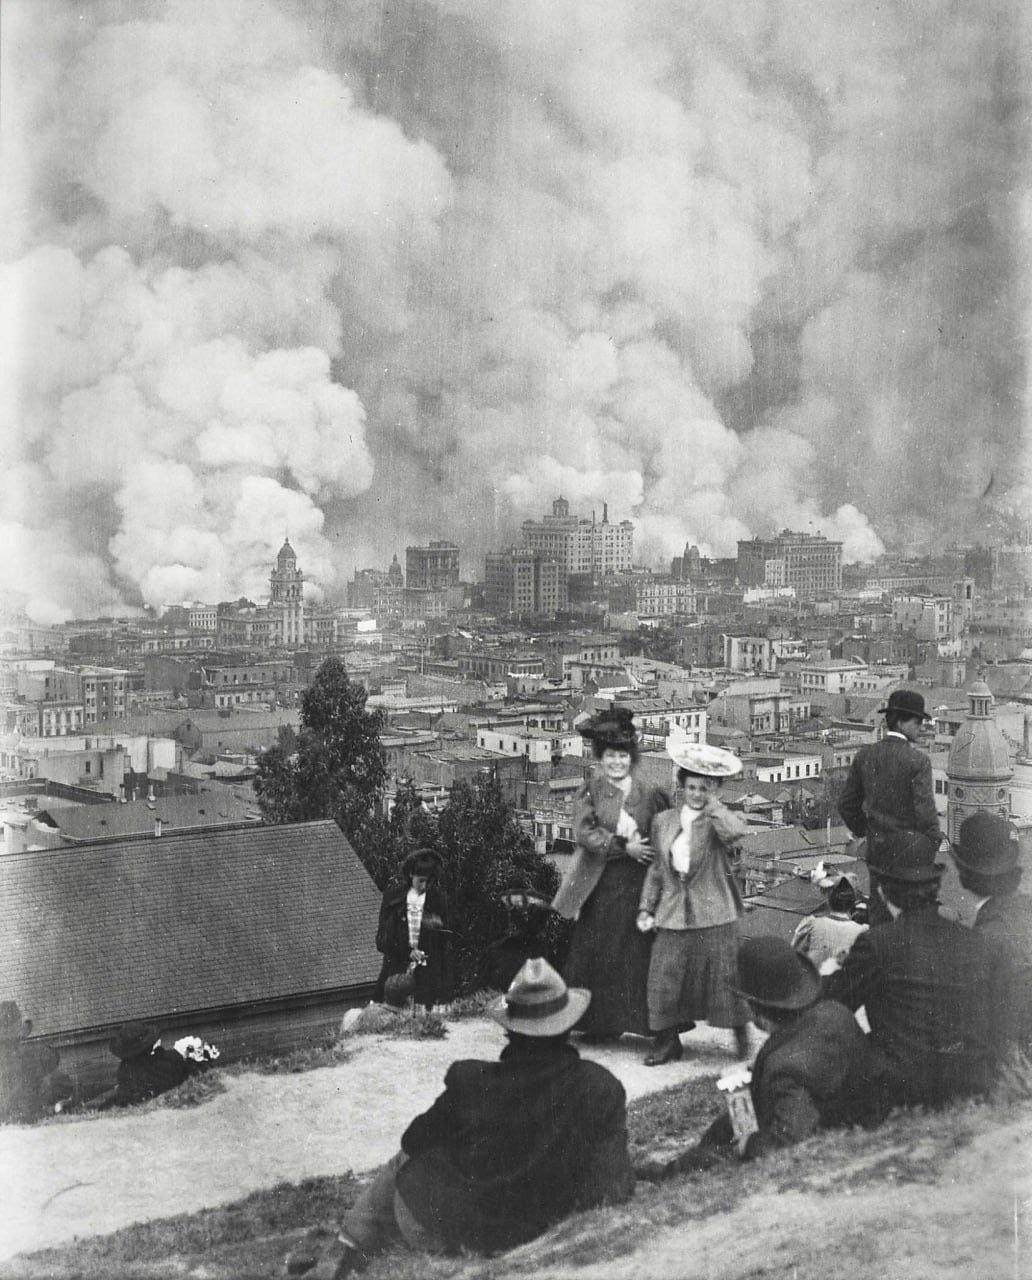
2,0,1027,622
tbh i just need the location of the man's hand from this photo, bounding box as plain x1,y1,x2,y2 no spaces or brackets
636,910,657,933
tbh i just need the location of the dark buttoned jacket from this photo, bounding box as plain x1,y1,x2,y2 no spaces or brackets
396,1038,633,1254
552,773,669,919
975,893,1032,1050
823,906,1005,1105
744,1000,888,1158
837,735,941,869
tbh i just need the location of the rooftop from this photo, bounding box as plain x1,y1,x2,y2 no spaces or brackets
0,820,381,1036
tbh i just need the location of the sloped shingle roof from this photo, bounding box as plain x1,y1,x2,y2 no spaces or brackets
1,820,382,1036
37,791,257,842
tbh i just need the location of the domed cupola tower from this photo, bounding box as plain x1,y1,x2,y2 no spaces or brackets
270,538,305,646
946,680,1013,843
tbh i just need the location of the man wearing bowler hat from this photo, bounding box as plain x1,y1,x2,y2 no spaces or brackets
823,832,1009,1108
687,936,888,1164
290,959,632,1277
949,811,1032,1052
838,689,942,923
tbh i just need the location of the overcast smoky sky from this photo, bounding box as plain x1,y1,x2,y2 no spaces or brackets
1,0,1028,622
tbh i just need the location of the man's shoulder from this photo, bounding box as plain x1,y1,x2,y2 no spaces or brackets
802,998,866,1039
576,1056,626,1098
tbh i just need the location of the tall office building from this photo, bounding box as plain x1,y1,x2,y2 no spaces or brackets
406,542,461,591
520,497,633,579
484,549,567,617
736,530,843,596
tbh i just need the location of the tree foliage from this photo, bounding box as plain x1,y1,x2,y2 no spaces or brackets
254,657,387,839
367,775,564,994
256,660,565,992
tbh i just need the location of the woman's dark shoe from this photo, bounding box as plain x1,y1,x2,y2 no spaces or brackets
644,1034,683,1066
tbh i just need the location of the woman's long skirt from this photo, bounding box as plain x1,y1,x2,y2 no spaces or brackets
647,921,750,1032
562,857,652,1037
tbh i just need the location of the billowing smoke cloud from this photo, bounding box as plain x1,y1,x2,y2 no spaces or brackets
2,0,1026,620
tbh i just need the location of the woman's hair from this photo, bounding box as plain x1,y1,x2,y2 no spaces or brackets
828,880,857,912
677,767,720,787
957,865,1022,899
593,738,639,764
406,854,439,880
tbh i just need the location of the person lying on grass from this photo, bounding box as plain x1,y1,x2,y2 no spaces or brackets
286,958,633,1278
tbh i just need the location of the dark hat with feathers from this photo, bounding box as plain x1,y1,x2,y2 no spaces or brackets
578,706,637,751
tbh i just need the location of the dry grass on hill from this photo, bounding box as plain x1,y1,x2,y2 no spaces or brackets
8,1079,1029,1280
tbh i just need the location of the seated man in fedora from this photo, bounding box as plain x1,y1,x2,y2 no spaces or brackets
682,936,888,1166
838,689,942,924
824,832,1009,1107
291,959,633,1277
949,812,1032,1053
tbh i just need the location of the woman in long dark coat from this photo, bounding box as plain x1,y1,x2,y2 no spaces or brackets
374,849,453,1010
552,708,669,1040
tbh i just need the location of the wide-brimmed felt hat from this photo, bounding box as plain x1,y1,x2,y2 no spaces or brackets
952,812,1021,878
578,707,638,751
666,738,743,778
874,830,944,882
731,936,820,1011
877,689,933,722
402,847,441,878
0,1000,23,1041
109,1022,161,1060
489,958,590,1036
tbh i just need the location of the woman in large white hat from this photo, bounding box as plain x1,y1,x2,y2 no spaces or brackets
552,708,670,1041
637,739,752,1065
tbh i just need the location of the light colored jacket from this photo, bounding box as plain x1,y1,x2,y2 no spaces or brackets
640,801,747,931
552,772,669,920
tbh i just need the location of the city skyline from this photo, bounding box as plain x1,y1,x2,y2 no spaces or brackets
2,1,1027,626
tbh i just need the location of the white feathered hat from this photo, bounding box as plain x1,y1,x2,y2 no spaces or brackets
665,735,743,778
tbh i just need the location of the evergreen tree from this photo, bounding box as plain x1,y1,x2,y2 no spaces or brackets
255,657,387,840
431,775,562,993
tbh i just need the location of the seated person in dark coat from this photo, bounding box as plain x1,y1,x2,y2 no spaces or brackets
293,959,633,1277
949,811,1032,1053
0,1003,75,1123
689,936,888,1164
373,849,452,1011
823,832,1010,1107
89,1022,189,1109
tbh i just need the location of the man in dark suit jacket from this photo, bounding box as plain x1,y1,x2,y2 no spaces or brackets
685,937,887,1166
295,960,632,1277
824,833,1007,1107
949,811,1032,1053
838,689,941,923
